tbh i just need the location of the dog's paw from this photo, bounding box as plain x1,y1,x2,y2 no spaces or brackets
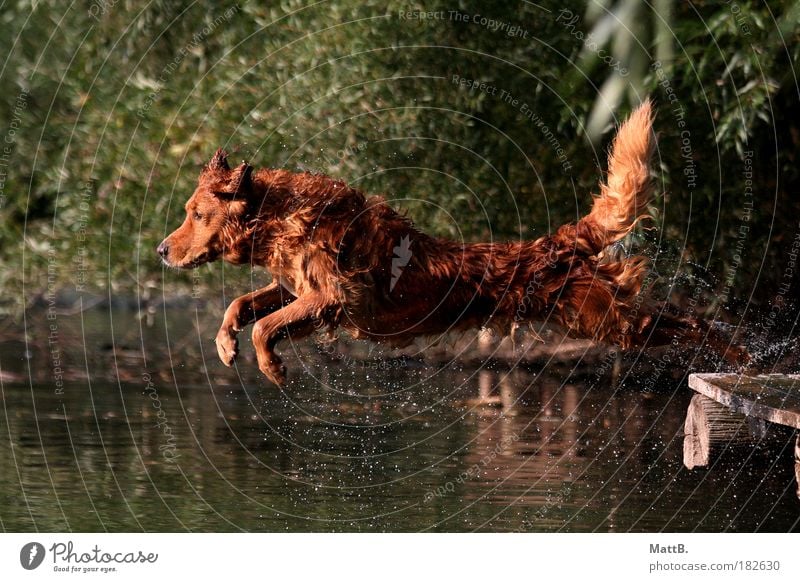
215,327,239,367
259,359,287,386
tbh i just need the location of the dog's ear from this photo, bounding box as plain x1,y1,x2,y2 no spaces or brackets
207,148,231,172
219,161,253,197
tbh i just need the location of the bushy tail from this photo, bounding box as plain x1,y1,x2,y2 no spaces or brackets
554,100,751,367
580,100,655,254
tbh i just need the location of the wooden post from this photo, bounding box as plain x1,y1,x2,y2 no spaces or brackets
683,394,757,469
795,433,800,499
478,328,493,357
610,351,623,388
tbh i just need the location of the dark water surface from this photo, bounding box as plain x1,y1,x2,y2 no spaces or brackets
1,308,798,532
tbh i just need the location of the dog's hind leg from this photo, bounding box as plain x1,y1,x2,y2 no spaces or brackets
251,292,336,386
215,282,295,367
631,303,750,368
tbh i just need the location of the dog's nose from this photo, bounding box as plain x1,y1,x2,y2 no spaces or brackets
157,241,169,258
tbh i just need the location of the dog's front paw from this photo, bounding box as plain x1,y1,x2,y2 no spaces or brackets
215,327,239,367
259,358,287,386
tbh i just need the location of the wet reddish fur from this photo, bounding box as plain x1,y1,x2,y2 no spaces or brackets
159,101,747,385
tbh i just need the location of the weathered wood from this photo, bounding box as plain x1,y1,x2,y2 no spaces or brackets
683,394,761,469
685,374,800,496
688,374,800,429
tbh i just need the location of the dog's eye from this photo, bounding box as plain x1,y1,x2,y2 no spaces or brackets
193,211,203,220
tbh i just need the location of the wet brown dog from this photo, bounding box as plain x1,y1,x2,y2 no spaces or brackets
158,101,746,385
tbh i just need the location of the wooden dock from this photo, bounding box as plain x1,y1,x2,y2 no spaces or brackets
683,373,800,498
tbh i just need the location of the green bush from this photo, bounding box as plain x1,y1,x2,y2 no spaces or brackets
1,0,797,324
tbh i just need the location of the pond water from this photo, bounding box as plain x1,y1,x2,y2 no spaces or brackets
0,307,798,532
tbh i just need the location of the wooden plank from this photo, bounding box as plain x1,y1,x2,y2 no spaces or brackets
688,374,800,429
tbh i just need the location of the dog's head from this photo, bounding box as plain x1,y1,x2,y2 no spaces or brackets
157,149,253,268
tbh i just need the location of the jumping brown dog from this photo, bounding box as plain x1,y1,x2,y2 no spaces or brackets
158,101,747,385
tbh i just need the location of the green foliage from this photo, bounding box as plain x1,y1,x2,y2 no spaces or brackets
0,0,798,316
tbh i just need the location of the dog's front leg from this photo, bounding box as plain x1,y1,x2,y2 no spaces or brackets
215,282,294,366
251,292,332,386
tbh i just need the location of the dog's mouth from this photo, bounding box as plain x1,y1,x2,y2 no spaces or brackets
163,252,214,270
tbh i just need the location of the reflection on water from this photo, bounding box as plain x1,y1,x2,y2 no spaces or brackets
0,308,798,532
